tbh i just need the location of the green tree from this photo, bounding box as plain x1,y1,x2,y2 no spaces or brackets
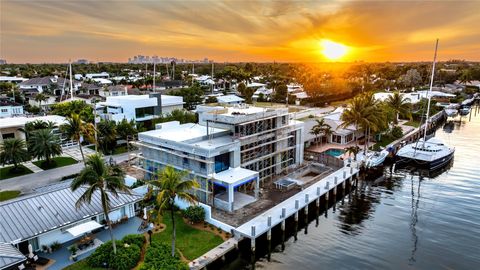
0,138,30,172
273,84,288,103
71,154,129,254
34,93,48,111
116,119,137,150
60,113,94,163
28,129,62,166
172,84,203,110
97,120,117,155
385,92,412,124
146,166,199,257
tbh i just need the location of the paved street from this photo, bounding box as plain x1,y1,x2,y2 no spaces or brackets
0,152,133,195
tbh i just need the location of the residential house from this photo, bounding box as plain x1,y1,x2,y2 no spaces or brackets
0,182,142,258
0,100,23,118
0,115,66,143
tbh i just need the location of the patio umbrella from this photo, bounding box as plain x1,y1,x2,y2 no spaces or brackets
28,244,34,259
143,207,148,220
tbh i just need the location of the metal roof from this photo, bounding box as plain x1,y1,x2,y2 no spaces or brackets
0,243,26,270
0,186,143,243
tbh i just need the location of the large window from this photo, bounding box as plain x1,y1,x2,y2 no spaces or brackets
214,152,230,173
135,106,154,118
345,133,354,143
332,134,342,144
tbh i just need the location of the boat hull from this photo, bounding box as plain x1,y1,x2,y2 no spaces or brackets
395,150,455,171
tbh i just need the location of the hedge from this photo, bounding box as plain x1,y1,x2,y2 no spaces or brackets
139,242,188,270
183,206,205,223
86,234,145,270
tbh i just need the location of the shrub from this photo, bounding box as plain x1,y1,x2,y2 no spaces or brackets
139,242,188,270
122,234,145,248
183,205,205,223
87,236,142,270
110,244,141,270
390,126,403,139
50,241,61,251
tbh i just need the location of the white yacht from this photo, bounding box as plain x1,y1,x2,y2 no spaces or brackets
396,138,454,170
396,39,455,171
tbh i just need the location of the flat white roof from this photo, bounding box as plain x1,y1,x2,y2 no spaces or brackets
220,106,269,116
0,115,66,129
141,122,227,143
213,167,258,186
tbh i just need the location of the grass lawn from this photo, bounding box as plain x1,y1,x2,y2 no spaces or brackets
112,145,128,155
0,165,33,180
372,136,395,151
152,213,223,260
404,120,421,128
33,156,78,170
0,190,21,202
62,259,104,270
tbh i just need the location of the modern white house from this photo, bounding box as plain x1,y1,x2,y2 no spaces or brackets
0,182,142,257
373,91,455,104
0,101,23,118
0,115,66,143
28,94,57,110
134,105,305,212
96,94,184,123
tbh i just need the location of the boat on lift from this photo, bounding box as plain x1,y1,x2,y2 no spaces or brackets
396,39,455,171
365,149,390,168
459,106,470,116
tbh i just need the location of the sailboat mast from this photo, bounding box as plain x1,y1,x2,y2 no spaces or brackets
69,60,74,100
422,39,439,146
153,61,156,93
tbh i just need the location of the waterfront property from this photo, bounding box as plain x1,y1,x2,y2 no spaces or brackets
96,94,184,123
134,105,304,212
0,100,23,118
0,181,142,269
303,107,362,147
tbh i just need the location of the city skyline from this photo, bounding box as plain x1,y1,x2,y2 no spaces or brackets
2,0,480,63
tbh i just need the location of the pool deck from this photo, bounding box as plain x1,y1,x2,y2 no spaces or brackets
234,161,360,239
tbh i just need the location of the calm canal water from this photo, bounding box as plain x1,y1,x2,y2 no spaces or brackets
228,110,480,270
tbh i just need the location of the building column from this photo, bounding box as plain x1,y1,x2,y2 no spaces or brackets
254,177,260,198
228,184,234,212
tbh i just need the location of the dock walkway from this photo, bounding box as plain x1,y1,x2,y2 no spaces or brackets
234,162,360,239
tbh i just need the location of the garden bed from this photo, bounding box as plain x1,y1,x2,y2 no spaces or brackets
0,190,21,202
33,156,78,170
0,165,33,180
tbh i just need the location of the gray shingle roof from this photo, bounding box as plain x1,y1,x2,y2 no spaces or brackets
0,186,142,243
0,243,25,270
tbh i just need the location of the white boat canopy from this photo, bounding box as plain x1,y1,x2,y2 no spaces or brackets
66,221,103,237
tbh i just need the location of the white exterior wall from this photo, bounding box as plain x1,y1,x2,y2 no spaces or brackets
161,104,184,115
0,106,24,118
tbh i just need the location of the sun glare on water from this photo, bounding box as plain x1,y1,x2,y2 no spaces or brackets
320,39,349,61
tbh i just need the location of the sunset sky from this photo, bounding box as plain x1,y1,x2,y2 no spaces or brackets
1,0,479,63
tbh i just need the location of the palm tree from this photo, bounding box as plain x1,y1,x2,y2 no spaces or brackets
28,128,62,166
309,126,321,146
34,93,48,112
0,138,30,172
146,166,199,257
97,120,117,155
61,113,94,163
71,154,129,254
385,92,412,124
344,146,360,161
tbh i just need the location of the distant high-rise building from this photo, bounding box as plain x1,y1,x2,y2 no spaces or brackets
74,59,89,64
0,59,7,65
127,55,212,64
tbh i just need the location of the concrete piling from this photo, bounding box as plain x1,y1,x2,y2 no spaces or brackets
294,200,299,241
304,194,309,234
251,226,256,269
267,216,272,261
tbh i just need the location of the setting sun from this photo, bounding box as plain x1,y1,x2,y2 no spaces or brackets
320,39,349,61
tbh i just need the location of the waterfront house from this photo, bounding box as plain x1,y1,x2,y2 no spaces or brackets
216,94,245,105
19,76,81,96
99,85,128,98
0,182,142,257
134,105,304,212
0,243,26,270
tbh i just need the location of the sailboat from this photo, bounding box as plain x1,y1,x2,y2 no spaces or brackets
395,39,455,171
